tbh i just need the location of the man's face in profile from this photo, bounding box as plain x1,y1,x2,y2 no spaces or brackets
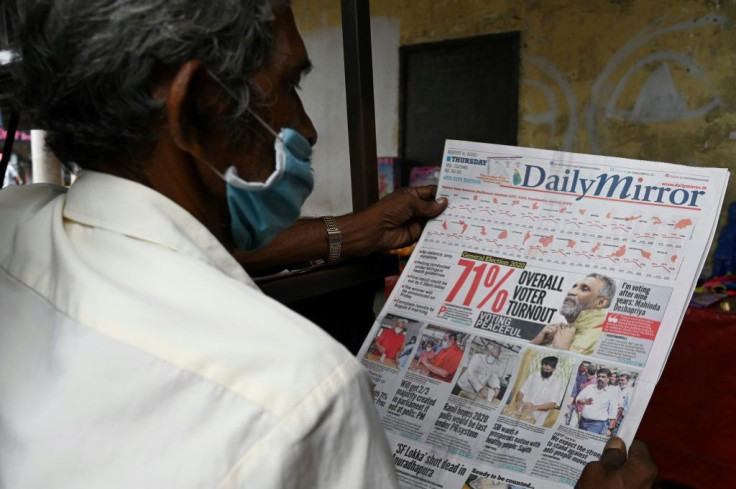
560,277,606,319
233,7,317,183
620,375,630,387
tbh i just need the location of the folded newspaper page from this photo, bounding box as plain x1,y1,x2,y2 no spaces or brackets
358,141,729,489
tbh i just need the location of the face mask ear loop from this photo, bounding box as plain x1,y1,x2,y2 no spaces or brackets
204,69,284,144
200,158,228,181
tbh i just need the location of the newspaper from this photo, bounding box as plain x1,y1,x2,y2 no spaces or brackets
357,141,729,489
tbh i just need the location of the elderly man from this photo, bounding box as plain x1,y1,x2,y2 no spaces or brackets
531,273,616,355
455,344,504,402
0,1,657,487
515,356,565,426
576,368,620,436
0,1,448,486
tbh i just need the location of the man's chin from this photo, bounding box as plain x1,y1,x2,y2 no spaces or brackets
559,311,575,322
559,305,579,318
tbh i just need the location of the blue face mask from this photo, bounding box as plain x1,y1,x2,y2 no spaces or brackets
203,71,314,250
223,127,314,250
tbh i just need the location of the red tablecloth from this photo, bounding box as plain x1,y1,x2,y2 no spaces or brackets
637,307,736,488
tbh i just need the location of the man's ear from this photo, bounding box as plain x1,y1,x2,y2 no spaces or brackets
164,59,216,159
594,296,610,309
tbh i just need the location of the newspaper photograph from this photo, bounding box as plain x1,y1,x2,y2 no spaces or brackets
358,141,729,488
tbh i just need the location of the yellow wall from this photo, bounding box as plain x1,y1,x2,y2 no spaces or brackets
293,0,736,270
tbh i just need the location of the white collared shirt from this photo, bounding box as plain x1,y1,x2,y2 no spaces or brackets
577,384,619,421
0,172,397,488
457,353,503,395
519,372,565,425
619,385,634,416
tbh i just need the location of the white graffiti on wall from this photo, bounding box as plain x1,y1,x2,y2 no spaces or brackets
522,15,728,154
523,56,579,152
586,14,728,154
605,52,722,123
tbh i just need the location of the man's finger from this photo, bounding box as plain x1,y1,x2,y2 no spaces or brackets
625,440,659,486
410,185,438,200
409,195,448,218
627,440,654,464
599,436,627,471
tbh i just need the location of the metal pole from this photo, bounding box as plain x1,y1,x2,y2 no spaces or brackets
0,109,18,180
341,0,378,212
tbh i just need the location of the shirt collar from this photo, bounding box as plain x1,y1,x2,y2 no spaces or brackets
63,171,257,289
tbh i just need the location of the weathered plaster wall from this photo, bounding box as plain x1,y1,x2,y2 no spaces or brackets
293,0,736,269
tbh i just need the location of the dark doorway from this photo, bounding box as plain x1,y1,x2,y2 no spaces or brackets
399,32,520,185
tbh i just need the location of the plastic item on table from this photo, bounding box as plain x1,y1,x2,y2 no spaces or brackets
378,157,401,199
408,165,440,187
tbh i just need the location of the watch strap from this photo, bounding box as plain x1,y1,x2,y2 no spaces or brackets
322,216,341,264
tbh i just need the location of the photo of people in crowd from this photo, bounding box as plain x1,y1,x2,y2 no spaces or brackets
502,349,575,428
451,337,520,408
530,273,616,355
407,325,469,383
364,314,423,370
565,361,637,437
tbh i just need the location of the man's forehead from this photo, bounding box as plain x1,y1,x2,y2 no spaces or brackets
261,7,310,73
579,277,603,291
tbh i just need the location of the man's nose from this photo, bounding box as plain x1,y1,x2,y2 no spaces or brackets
295,94,318,146
302,116,317,146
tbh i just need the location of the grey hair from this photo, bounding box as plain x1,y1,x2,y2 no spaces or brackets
586,273,616,305
11,0,290,167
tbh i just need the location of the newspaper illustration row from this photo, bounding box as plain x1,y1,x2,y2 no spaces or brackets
357,140,729,488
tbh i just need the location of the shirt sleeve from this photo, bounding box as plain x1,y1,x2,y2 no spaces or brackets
607,392,619,419
486,370,501,391
466,355,485,392
219,359,398,489
375,330,387,347
575,385,590,404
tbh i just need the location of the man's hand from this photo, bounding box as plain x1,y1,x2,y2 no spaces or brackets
552,322,576,350
350,185,448,254
530,323,559,345
576,438,658,489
